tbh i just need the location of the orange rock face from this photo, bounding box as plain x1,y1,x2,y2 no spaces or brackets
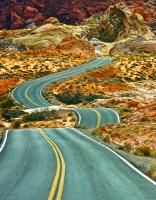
58,36,95,59
0,0,155,30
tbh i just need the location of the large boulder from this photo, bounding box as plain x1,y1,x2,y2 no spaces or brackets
14,23,71,48
109,40,156,55
86,3,153,43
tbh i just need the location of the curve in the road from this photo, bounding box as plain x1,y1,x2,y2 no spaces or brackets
1,58,156,200
12,58,120,128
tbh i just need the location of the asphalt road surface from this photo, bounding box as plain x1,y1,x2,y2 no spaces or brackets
0,58,155,200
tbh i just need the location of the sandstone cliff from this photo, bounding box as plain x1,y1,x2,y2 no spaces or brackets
0,0,155,29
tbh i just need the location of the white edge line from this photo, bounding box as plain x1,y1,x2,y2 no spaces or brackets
12,82,40,109
0,130,8,153
71,128,156,186
12,84,22,105
12,58,112,107
11,58,155,185
70,109,82,126
38,59,107,106
106,108,120,123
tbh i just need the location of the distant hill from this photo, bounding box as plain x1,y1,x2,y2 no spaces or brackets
0,0,155,29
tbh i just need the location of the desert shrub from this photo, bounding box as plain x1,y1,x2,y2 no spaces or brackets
118,142,131,151
23,113,45,122
1,98,14,109
118,145,125,150
120,108,132,113
121,93,137,97
2,110,24,120
103,135,110,143
55,93,99,104
124,142,132,151
0,64,4,68
13,121,20,129
91,129,97,136
141,117,151,122
68,112,73,117
147,165,156,181
134,146,156,157
149,72,156,80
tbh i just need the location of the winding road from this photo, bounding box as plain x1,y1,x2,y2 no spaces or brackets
0,58,156,200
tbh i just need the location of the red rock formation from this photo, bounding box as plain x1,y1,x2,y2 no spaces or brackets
0,0,155,29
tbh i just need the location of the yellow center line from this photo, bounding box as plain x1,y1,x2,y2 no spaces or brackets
38,129,65,200
90,109,101,129
25,85,39,106
53,141,65,200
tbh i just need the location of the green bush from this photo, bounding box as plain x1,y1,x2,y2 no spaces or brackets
118,142,131,152
134,146,156,157
103,135,110,143
118,145,125,150
1,98,14,109
147,165,156,181
91,129,97,136
13,121,20,129
23,113,45,122
121,108,132,113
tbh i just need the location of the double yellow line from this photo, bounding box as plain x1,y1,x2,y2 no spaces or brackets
38,129,65,200
96,110,101,128
25,85,39,107
90,109,101,129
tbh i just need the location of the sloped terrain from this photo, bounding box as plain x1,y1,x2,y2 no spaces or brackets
0,0,155,29
44,53,156,159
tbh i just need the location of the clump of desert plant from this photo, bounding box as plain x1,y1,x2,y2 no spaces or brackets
147,164,156,181
12,121,20,129
134,145,156,157
103,135,110,143
1,97,14,109
118,142,132,152
91,129,97,136
120,108,132,113
23,113,45,123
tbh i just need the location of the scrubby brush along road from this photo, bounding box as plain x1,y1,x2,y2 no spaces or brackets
12,58,112,108
12,58,119,128
0,58,155,200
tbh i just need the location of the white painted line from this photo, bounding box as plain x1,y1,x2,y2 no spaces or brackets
70,109,82,126
106,108,120,123
23,106,61,113
71,128,156,186
0,130,8,153
12,84,22,105
38,59,107,106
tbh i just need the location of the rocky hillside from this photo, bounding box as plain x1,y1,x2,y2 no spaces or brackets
0,3,155,57
86,3,152,43
0,0,155,29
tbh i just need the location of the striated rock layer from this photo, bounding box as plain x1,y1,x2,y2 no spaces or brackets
0,0,155,29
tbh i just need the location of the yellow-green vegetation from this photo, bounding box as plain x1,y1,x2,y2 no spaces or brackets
147,164,156,181
134,146,156,158
5,110,77,129
98,123,156,158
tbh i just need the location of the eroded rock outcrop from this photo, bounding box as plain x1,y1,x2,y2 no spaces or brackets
86,3,152,43
109,40,156,55
0,0,155,30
